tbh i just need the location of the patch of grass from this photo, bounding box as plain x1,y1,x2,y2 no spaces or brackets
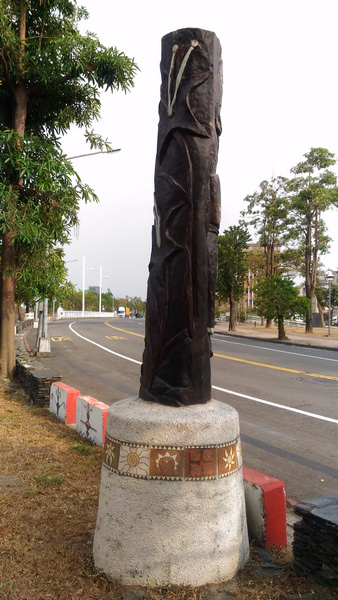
35,474,65,487
72,441,92,456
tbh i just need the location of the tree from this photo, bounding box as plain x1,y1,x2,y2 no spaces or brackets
61,287,82,311
217,226,250,331
15,246,68,307
241,176,296,328
287,148,338,333
254,276,310,340
0,0,138,376
241,176,289,278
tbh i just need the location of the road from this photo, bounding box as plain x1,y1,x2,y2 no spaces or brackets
27,318,338,502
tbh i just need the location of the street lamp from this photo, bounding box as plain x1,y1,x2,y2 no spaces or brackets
82,256,94,316
99,265,109,313
326,274,334,336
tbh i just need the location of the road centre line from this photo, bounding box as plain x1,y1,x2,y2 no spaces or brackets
106,323,338,382
212,385,338,425
213,335,338,363
213,352,338,381
105,322,144,338
69,322,338,424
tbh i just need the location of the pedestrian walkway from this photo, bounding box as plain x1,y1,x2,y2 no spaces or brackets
214,321,338,350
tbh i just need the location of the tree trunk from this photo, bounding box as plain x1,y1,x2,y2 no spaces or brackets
228,289,236,331
304,200,313,333
277,315,287,340
266,318,272,328
0,4,28,377
317,301,325,327
1,232,17,377
17,303,24,322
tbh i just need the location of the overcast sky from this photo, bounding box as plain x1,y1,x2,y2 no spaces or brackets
62,0,338,300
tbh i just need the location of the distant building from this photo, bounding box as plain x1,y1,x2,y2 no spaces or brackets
89,286,100,296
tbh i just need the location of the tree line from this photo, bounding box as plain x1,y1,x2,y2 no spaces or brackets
217,148,338,339
59,287,146,315
0,0,138,377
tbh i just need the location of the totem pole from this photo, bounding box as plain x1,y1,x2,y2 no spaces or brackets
94,31,249,586
139,28,222,406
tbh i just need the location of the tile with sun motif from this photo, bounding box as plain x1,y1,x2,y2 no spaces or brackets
103,436,120,471
218,443,237,477
118,444,150,478
149,447,184,478
185,447,217,479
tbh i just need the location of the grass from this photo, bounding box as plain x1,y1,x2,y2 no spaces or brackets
72,441,93,456
0,378,336,600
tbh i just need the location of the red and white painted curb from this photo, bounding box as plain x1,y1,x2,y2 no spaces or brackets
243,466,287,548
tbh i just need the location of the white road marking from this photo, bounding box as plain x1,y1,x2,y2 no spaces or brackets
69,322,142,365
69,322,338,424
212,385,338,424
213,335,338,362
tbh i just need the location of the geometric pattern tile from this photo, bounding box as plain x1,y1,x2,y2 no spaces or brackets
102,434,241,481
185,447,217,479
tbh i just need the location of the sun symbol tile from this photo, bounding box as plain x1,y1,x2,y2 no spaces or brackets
218,443,237,476
118,445,150,477
223,447,235,470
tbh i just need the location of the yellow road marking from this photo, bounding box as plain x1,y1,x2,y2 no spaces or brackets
105,335,127,340
103,324,337,382
105,322,144,338
51,336,71,342
214,353,338,382
214,353,303,374
307,373,338,381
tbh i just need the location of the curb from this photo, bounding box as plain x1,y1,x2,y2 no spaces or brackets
214,329,338,352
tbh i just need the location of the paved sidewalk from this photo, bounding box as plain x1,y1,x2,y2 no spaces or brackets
214,322,338,350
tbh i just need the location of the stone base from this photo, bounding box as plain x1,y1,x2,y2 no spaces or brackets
93,396,249,587
37,337,51,356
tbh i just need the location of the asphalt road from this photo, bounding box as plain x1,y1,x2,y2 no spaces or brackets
27,318,338,502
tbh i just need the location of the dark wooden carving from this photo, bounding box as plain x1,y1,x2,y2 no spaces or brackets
139,28,222,406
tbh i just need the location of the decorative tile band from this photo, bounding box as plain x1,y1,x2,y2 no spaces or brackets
102,434,242,481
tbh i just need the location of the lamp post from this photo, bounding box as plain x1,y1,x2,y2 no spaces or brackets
82,257,94,316
326,274,334,336
99,265,109,313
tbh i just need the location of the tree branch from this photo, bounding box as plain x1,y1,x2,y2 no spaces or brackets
0,49,15,93
55,62,99,85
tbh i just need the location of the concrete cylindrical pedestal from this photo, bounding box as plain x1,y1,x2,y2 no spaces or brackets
93,396,249,587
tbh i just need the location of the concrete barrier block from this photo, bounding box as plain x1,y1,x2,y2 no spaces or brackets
243,466,287,548
76,395,109,446
50,382,80,424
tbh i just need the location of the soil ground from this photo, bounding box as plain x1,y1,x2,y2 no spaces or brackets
1,377,337,600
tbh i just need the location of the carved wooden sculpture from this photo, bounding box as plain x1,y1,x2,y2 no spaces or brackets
139,28,222,406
